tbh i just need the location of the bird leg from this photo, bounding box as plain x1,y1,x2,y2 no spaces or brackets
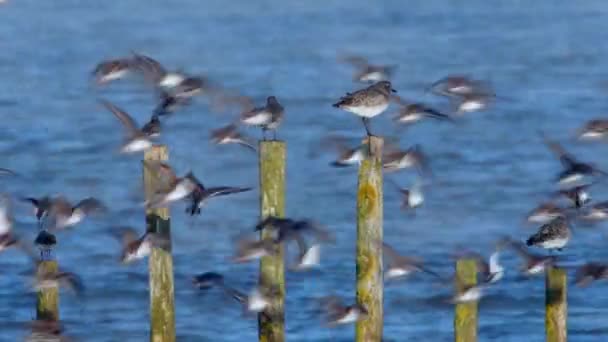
361,117,374,137
262,127,267,141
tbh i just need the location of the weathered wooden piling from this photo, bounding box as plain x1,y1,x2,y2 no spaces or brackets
143,145,175,342
355,136,383,342
546,267,567,342
454,258,478,342
258,140,286,342
35,231,59,321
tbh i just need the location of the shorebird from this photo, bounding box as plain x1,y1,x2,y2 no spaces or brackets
428,75,490,98
338,54,396,83
553,184,592,208
452,283,488,304
92,56,134,85
131,52,208,99
456,239,507,284
0,195,19,253
316,134,367,167
386,178,424,211
45,196,106,231
577,119,608,141
32,269,85,297
333,80,397,136
143,161,251,214
573,262,608,287
254,216,334,245
110,227,167,264
382,144,431,176
579,201,608,221
192,272,274,314
231,235,278,263
392,96,453,125
141,114,161,138
319,295,368,326
526,201,568,224
453,92,494,114
540,131,607,186
99,99,156,153
21,196,53,223
526,216,571,251
239,96,284,140
152,90,193,117
210,124,256,152
0,168,15,176
380,241,439,281
505,238,557,275
289,241,321,271
27,318,70,341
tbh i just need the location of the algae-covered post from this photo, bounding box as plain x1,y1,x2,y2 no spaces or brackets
546,267,567,342
143,145,176,342
455,258,478,342
35,230,59,321
355,136,383,342
258,140,286,342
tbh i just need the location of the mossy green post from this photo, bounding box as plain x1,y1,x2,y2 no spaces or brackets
355,136,383,342
258,141,286,342
546,267,567,342
36,250,59,321
455,258,478,342
144,145,175,342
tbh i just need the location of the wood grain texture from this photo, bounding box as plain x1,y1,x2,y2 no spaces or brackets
144,145,175,342
36,258,59,321
455,258,478,342
546,267,567,342
258,141,286,342
355,136,383,342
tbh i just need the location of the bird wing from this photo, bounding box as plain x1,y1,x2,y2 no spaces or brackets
99,99,139,135
203,186,252,199
74,197,107,214
539,130,577,168
131,52,167,84
57,271,85,296
110,226,139,247
143,161,178,186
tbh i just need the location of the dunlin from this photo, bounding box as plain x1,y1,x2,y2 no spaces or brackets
210,124,256,152
505,238,557,276
526,201,568,224
254,216,334,245
526,216,571,251
289,240,321,271
317,134,367,167
428,75,489,98
554,184,592,208
380,241,439,281
456,239,508,284
21,196,53,222
153,90,192,117
452,283,488,304
99,99,156,153
573,262,608,287
45,196,106,231
231,235,278,263
319,295,368,326
110,227,167,264
333,80,397,136
141,114,161,138
33,269,85,297
193,272,274,314
338,54,396,83
0,195,18,252
240,96,284,140
577,119,608,141
92,56,134,85
386,178,424,211
392,96,453,125
580,201,608,221
383,144,431,176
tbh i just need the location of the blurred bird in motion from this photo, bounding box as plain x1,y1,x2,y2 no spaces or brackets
338,53,396,83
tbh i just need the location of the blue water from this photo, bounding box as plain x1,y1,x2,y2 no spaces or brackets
1,0,608,341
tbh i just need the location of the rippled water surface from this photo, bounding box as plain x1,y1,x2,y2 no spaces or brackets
1,1,608,341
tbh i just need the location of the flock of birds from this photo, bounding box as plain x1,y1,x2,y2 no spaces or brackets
1,51,608,340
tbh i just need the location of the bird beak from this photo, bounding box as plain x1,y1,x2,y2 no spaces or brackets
391,88,397,93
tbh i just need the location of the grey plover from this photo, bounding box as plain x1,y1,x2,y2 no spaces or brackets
99,99,156,153
382,144,431,176
338,54,396,83
92,56,134,85
318,295,368,326
45,196,106,231
239,96,284,140
506,238,557,276
333,80,396,136
573,262,608,287
540,131,608,186
210,124,256,152
380,241,439,281
577,119,608,141
526,216,571,251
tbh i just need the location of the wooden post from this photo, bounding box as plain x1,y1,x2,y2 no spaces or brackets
355,137,383,342
258,141,286,342
143,145,175,342
454,258,478,342
546,267,567,342
35,231,59,321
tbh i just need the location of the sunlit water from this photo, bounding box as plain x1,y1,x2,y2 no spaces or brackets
1,1,608,341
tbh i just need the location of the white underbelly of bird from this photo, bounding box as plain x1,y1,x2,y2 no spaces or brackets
123,138,152,153
343,102,389,118
540,237,569,249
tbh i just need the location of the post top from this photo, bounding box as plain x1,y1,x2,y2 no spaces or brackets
34,230,57,248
